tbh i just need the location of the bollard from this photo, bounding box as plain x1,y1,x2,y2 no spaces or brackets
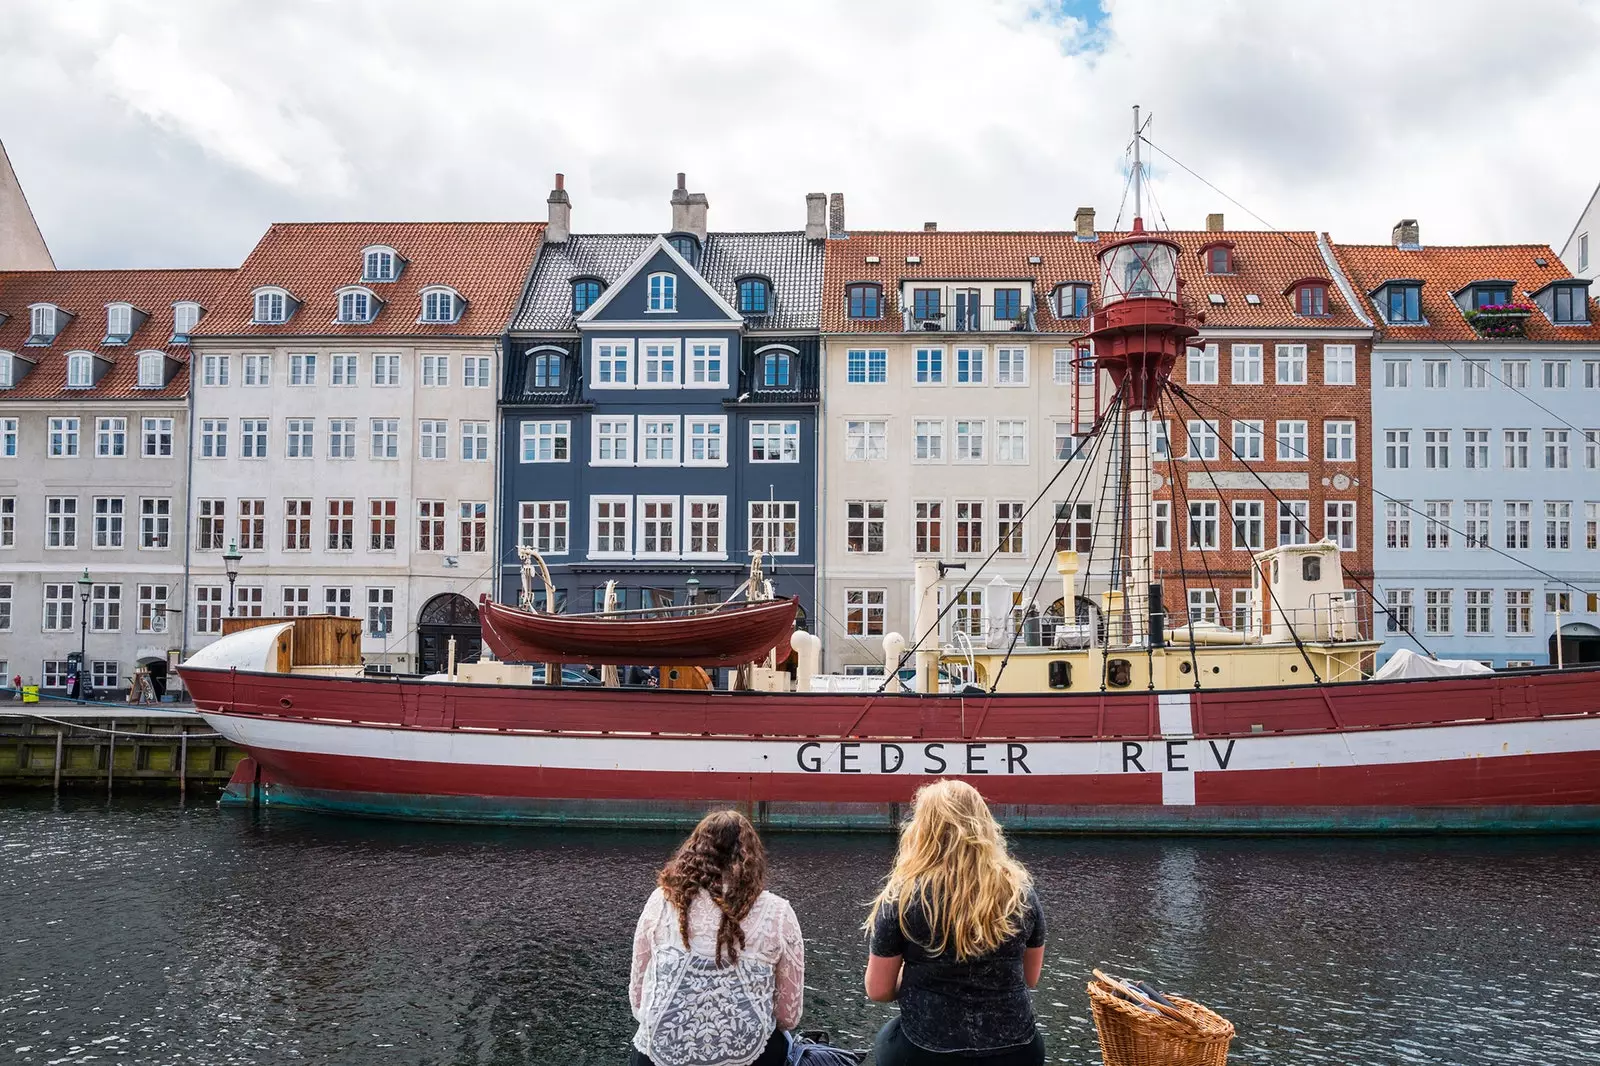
53,731,63,792
107,721,115,800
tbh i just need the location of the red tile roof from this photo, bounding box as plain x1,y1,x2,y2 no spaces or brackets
823,228,1369,333
195,222,545,338
0,268,231,400
1328,240,1600,343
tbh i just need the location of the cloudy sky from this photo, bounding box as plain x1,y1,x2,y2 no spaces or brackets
4,0,1598,268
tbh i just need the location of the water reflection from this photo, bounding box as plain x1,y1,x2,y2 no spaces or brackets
0,796,1597,1065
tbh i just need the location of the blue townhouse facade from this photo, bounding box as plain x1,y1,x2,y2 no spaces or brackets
498,176,823,629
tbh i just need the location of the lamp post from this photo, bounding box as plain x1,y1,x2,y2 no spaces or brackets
685,571,700,606
76,568,92,697
223,539,243,617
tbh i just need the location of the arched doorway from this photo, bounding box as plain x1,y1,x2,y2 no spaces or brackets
1551,622,1600,667
418,594,481,675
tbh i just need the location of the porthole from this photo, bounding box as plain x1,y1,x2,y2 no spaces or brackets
1179,661,1192,674
1107,658,1133,688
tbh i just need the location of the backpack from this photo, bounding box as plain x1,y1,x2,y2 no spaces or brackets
784,1031,866,1066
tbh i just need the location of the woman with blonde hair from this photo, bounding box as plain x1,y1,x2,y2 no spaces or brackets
863,780,1047,1065
629,809,805,1066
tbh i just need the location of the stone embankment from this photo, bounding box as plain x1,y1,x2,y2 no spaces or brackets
0,704,242,794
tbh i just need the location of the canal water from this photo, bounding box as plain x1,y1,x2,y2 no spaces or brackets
1,796,1597,1066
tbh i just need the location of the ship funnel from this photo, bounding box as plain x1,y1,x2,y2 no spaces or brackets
792,630,821,692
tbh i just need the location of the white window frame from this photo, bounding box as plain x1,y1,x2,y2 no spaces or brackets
519,419,570,463
519,501,570,556
243,352,272,386
370,418,400,460
640,340,680,386
750,420,800,464
327,418,356,460
252,287,292,324
1230,343,1263,385
66,351,93,388
682,495,728,560
646,272,677,313
1383,359,1410,389
1323,344,1356,385
102,303,130,341
335,287,378,324
1275,344,1307,385
202,353,230,387
591,416,635,466
420,353,449,388
590,496,633,558
418,419,449,461
1184,419,1219,461
915,346,945,386
748,500,800,557
592,341,633,389
995,346,1029,386
372,352,401,386
638,415,681,466
954,346,986,385
914,418,946,464
1186,344,1218,385
845,419,888,462
1325,420,1356,462
685,416,727,467
462,354,492,388
686,339,727,387
460,420,490,462
419,287,461,324
288,352,318,386
995,418,1028,463
955,419,986,463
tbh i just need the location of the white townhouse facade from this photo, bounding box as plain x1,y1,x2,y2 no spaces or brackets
1334,227,1600,668
0,268,229,696
1559,180,1597,284
187,223,542,673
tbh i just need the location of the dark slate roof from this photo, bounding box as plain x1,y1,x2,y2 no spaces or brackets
512,231,822,332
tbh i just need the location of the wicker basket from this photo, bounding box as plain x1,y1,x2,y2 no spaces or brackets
1087,979,1235,1066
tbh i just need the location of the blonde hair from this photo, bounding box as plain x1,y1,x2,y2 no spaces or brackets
865,780,1031,961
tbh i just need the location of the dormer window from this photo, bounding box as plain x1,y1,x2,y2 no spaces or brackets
1294,283,1328,316
171,302,202,343
761,348,793,389
1471,284,1512,309
1200,242,1235,274
252,288,293,324
27,304,63,345
419,286,462,324
526,349,564,391
1385,283,1423,324
572,279,603,314
912,288,941,320
647,272,676,313
105,303,135,344
361,246,401,282
737,277,770,314
0,352,14,389
66,351,94,388
847,283,882,320
667,234,700,265
137,350,165,388
1553,283,1590,324
1053,284,1090,319
336,287,378,324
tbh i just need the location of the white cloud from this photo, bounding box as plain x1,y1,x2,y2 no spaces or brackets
1,0,1597,267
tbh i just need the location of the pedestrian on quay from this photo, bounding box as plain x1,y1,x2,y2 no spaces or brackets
863,780,1048,1066
628,809,805,1066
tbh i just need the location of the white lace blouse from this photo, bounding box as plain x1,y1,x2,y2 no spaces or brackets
629,886,805,1066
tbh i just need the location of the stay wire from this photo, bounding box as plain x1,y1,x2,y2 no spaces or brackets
1158,391,1204,689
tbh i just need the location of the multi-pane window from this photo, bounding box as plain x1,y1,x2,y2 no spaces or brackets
238,499,266,550
1544,429,1570,469
241,419,268,459
458,502,488,553
139,498,171,549
1231,420,1264,461
1462,360,1488,389
1464,500,1492,549
1587,430,1600,470
748,501,799,556
995,420,1027,463
647,272,676,312
1323,344,1356,385
1187,589,1219,626
369,499,397,551
845,589,886,637
371,418,400,459
202,353,230,386
1423,429,1450,469
995,347,1027,385
324,587,353,618
1,418,15,457
1504,429,1530,469
46,497,77,548
1548,592,1572,615
1276,420,1307,461
1383,360,1409,388
916,347,944,384
1232,589,1254,632
1543,360,1570,389
845,420,887,461
243,353,271,385
462,355,492,388
952,588,986,641
846,348,888,384
1384,429,1411,470
1187,501,1219,550
142,417,174,457
640,417,679,464
1545,501,1572,550
594,342,631,386
282,587,311,617
1325,501,1357,550
684,498,723,556
520,501,569,555
1186,344,1218,384
199,418,227,458
593,418,633,464
955,347,985,384
1503,360,1530,390
1464,429,1489,469
289,352,317,386
326,499,355,551
337,290,373,323
914,501,943,555
685,418,724,465
1054,421,1078,461
1505,589,1532,634
1231,500,1263,550
367,587,395,637
420,353,449,387
759,350,793,391
286,418,314,458
419,419,449,460
1385,501,1411,549
1589,502,1600,550
1465,589,1493,635
1422,359,1448,389
461,421,490,461
1504,501,1531,549
1185,420,1219,461
1230,344,1262,384
1385,588,1414,634
846,500,886,553
954,501,984,554
1153,500,1170,550
687,341,725,385
750,421,800,463
137,584,169,633
1324,421,1355,461
66,352,93,388
284,499,313,551
1053,347,1075,384
1274,344,1306,385
92,497,124,549
955,420,986,462
372,353,401,385
90,584,121,632
196,499,225,550
1424,501,1451,549
0,497,10,548
328,418,357,459
847,285,881,319
194,586,222,634
48,417,79,458
521,420,571,463
592,498,630,555
1055,502,1093,553
330,352,358,385
641,342,678,385
42,584,74,631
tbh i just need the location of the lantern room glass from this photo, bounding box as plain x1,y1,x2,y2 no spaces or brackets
1098,241,1180,305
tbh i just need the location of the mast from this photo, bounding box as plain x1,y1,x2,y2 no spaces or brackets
1131,104,1143,223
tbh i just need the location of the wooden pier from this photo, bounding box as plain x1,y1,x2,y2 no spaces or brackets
0,706,243,794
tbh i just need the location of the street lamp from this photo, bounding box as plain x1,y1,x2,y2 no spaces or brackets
685,570,700,606
222,539,243,617
76,568,92,697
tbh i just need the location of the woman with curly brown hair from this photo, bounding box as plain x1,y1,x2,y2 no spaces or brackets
629,809,805,1066
863,780,1047,1066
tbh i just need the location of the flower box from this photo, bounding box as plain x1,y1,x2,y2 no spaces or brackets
1464,303,1534,338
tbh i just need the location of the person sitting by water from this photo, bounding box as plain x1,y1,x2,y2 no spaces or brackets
864,780,1047,1066
629,809,805,1066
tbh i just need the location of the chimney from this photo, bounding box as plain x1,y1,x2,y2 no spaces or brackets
545,173,570,244
670,172,692,233
685,190,709,243
1392,218,1420,249
805,193,827,240
828,193,846,236
1206,213,1224,233
1074,206,1095,241
923,221,937,232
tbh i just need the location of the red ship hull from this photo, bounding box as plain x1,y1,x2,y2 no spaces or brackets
178,663,1600,833
478,596,797,667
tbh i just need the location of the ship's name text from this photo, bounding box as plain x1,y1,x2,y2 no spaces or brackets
792,739,1240,774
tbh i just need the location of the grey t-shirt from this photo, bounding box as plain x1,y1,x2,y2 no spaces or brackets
870,886,1045,1055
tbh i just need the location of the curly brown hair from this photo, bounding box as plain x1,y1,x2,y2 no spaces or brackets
659,809,768,966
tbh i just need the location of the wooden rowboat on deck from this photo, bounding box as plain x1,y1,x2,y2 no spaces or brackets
477,595,798,667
